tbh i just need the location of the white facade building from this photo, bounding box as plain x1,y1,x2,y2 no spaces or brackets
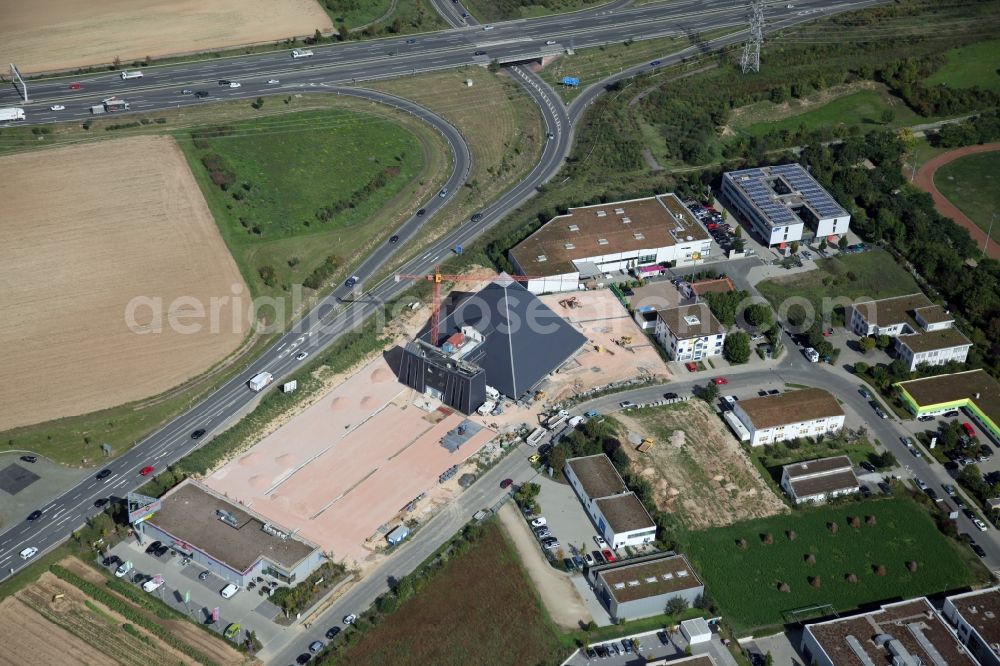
654,303,726,361
564,454,656,549
848,293,971,371
509,194,712,294
733,388,845,447
780,456,859,504
722,163,850,247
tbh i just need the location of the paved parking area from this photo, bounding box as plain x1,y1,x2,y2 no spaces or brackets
107,540,287,649
749,631,806,666
534,475,602,563
564,627,739,666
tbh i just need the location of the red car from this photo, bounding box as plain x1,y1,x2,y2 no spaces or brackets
140,465,155,476
712,377,728,385
962,422,976,439
69,82,82,90
500,478,513,489
601,549,616,563
685,362,697,373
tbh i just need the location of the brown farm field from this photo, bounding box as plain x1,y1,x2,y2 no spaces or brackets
0,135,250,433
0,0,332,74
616,400,788,530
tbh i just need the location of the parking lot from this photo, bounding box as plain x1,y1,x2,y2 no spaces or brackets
563,625,740,666
532,475,605,567
105,539,286,650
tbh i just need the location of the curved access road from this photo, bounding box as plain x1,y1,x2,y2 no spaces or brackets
913,141,1000,260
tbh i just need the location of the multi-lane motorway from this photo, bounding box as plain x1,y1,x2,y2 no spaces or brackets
0,0,904,659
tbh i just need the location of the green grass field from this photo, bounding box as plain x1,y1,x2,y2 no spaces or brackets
329,522,566,665
926,39,1000,92
682,498,979,632
178,109,425,301
320,0,393,27
934,151,1000,246
734,89,925,138
757,249,920,326
464,0,606,21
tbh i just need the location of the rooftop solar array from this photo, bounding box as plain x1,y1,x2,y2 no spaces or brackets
727,164,846,228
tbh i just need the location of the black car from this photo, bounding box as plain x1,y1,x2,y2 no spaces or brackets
145,540,163,554
416,208,426,216
963,508,976,520
860,461,876,473
664,392,678,400
405,38,416,44
877,481,892,495
191,428,206,440
326,626,341,640
471,213,483,223
591,550,605,564
859,485,871,497
155,545,169,557
473,50,486,56
650,60,662,66
27,510,43,522
218,79,231,85
20,455,37,463
297,654,312,665
970,542,987,558
94,498,109,508
345,277,357,288
194,91,209,98
389,235,399,244
96,468,112,480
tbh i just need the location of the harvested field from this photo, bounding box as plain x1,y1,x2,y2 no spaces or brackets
616,400,787,529
0,135,250,433
0,0,332,74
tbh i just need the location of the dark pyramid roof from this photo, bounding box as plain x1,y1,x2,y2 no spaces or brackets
430,274,587,398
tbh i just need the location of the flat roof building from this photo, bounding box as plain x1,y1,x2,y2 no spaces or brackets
942,586,1000,666
144,479,324,587
848,293,971,371
722,163,850,247
801,598,978,666
509,194,712,294
896,369,1000,443
733,388,845,447
396,275,587,410
564,454,656,549
590,552,704,622
654,303,727,362
780,455,859,504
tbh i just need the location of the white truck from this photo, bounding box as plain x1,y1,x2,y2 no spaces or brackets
121,70,144,80
92,98,131,114
248,371,274,392
142,578,164,592
291,49,314,59
0,107,26,122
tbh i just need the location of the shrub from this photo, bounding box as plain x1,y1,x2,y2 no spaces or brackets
906,561,918,572
845,573,858,583
761,533,773,545
828,522,839,534
873,564,887,576
736,538,748,550
777,582,790,593
786,530,797,541
848,516,860,529
809,575,821,588
805,553,817,566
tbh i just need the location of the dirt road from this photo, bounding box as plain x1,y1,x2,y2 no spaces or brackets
497,502,593,629
913,142,1000,260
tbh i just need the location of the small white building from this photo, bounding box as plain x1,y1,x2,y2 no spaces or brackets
654,303,726,361
848,293,971,371
564,454,656,549
509,194,712,294
780,455,859,504
721,164,850,247
733,388,845,447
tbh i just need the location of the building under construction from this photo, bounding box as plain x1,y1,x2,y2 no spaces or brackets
395,274,587,413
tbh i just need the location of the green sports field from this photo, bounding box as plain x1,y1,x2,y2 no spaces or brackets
682,498,979,632
934,151,1000,246
926,39,1000,92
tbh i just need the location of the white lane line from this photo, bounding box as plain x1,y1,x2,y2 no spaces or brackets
51,508,67,519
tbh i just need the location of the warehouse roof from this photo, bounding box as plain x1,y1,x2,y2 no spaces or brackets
594,493,655,534
897,327,971,354
509,194,709,276
148,480,317,573
724,163,847,228
897,370,1000,434
789,469,859,500
656,303,725,340
783,455,853,480
598,554,702,604
430,275,587,399
737,388,843,430
565,454,628,499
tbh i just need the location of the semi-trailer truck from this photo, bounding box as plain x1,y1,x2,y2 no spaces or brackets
291,49,314,58
91,98,131,114
121,71,144,79
248,371,274,392
0,107,26,121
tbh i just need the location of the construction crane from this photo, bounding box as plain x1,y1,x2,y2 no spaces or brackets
394,268,541,346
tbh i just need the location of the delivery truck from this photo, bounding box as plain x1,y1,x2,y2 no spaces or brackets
248,371,274,392
121,70,144,80
0,107,26,122
291,48,314,58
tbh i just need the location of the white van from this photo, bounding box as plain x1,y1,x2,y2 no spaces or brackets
142,578,164,592
803,347,820,363
220,583,240,599
19,547,38,560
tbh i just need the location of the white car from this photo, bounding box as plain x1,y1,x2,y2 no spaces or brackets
50,105,65,111
229,82,241,88
530,517,546,528
114,562,133,578
973,518,988,532
19,547,38,560
482,24,495,31
343,613,357,625
545,40,557,45
295,351,308,361
593,535,608,548
267,79,280,84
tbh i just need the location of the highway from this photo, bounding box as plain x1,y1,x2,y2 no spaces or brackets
0,0,908,661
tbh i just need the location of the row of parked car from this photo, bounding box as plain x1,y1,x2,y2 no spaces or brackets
531,516,560,551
